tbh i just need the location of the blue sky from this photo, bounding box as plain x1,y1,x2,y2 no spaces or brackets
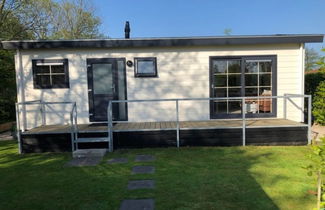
93,0,324,51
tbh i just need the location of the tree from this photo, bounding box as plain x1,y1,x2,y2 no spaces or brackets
0,0,104,123
0,0,104,40
223,28,232,36
50,0,103,39
305,47,321,71
0,50,16,123
316,48,325,72
305,136,325,209
0,1,33,123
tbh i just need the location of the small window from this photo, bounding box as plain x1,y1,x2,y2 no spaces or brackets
134,57,157,77
32,59,69,89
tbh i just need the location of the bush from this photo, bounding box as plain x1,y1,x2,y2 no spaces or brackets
313,81,325,125
305,71,325,97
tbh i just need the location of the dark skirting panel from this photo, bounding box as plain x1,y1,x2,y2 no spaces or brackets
21,126,308,153
246,127,308,145
21,134,72,153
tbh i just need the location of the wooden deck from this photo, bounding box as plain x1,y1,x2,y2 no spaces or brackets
22,118,306,135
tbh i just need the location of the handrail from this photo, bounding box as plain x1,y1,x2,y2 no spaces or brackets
107,101,113,152
17,101,75,105
16,100,42,105
16,100,77,153
107,94,313,152
70,102,78,151
111,95,308,103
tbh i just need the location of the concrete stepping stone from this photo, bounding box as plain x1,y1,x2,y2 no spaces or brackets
135,155,155,162
66,157,102,167
132,166,155,174
127,180,155,190
108,158,128,164
119,199,154,210
73,149,107,158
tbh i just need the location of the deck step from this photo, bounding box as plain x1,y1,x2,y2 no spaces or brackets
73,148,107,158
75,137,109,143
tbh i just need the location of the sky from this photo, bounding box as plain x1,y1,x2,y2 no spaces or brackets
93,0,324,52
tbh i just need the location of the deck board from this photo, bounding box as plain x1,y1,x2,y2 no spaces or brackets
22,118,307,135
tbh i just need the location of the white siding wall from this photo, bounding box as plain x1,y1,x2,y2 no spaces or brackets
16,44,305,129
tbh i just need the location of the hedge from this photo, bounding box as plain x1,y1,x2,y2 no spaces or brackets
312,80,325,125
305,71,325,97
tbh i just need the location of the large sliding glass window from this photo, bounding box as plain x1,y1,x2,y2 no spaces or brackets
210,56,276,119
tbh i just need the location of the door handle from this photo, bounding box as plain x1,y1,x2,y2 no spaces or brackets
112,86,115,93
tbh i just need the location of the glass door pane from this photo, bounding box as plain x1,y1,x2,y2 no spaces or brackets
117,60,127,120
245,59,273,115
93,63,113,95
211,59,242,118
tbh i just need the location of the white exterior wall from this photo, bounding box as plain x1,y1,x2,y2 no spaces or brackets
15,43,305,129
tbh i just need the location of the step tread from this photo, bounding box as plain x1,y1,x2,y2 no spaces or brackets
75,137,109,143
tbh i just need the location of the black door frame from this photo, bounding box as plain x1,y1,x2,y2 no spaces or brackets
87,58,128,122
209,55,277,119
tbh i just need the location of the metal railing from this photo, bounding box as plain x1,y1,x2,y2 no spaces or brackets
107,94,312,152
15,100,77,154
15,94,312,154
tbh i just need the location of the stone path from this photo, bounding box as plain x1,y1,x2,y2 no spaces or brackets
65,157,102,167
117,154,156,210
66,149,107,167
135,155,156,162
132,166,155,174
127,180,155,190
108,157,128,164
119,199,154,210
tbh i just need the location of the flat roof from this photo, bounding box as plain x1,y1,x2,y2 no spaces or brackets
0,34,323,50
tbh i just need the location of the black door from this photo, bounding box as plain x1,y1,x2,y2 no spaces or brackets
87,58,127,122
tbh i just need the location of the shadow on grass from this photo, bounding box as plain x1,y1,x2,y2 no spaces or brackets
145,147,280,210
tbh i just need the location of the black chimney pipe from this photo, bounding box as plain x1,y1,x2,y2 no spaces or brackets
124,21,130,39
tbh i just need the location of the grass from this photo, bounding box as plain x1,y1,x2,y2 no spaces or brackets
0,140,317,210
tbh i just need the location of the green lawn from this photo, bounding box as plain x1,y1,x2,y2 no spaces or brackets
0,141,316,210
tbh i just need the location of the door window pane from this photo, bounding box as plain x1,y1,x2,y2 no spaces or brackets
245,88,258,96
229,100,241,114
228,60,241,73
213,60,227,73
214,101,227,114
228,74,241,86
215,88,227,97
259,74,271,86
259,62,272,72
245,74,258,86
228,88,241,97
117,60,127,120
245,62,258,73
214,75,227,87
259,88,272,113
93,63,113,94
259,87,271,95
